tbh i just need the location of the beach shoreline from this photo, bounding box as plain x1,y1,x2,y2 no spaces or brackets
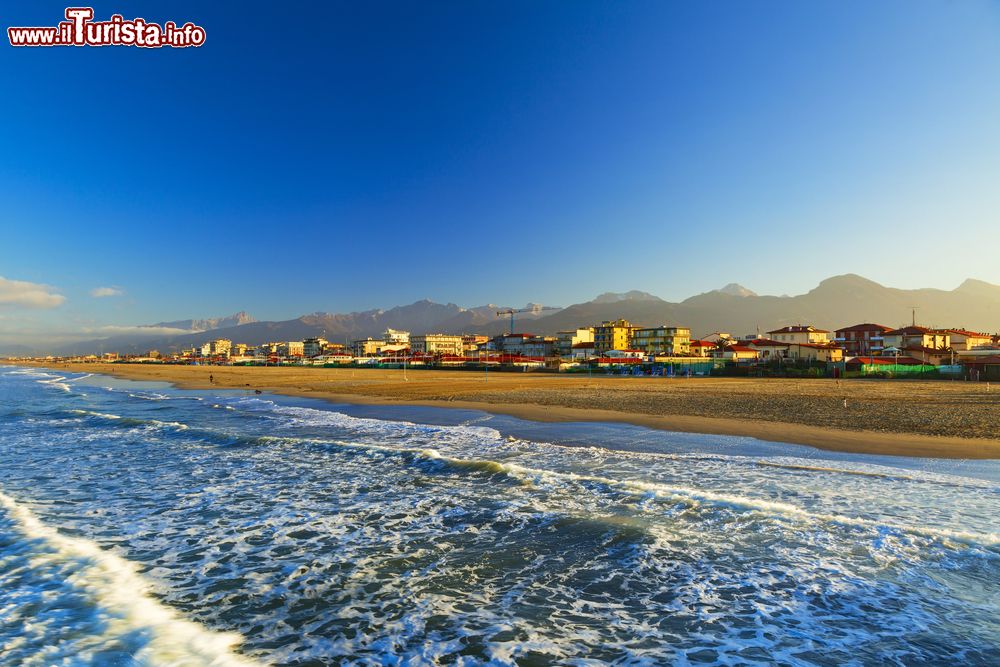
9,361,1000,460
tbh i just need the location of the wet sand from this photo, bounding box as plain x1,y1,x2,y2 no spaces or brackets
13,362,1000,459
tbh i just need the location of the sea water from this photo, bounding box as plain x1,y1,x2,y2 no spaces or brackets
0,367,997,665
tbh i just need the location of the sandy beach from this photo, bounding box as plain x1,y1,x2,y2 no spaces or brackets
12,362,1000,459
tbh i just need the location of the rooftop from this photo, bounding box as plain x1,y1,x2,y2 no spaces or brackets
835,323,892,332
788,342,841,349
849,356,926,365
885,326,940,335
767,325,830,334
746,338,788,347
946,328,990,337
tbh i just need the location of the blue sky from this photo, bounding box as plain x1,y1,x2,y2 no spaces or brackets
2,1,999,343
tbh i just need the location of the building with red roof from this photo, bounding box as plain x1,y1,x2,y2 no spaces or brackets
834,323,891,356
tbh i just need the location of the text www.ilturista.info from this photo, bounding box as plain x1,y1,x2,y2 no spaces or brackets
8,7,205,48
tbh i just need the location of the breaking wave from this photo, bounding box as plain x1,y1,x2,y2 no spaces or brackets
0,491,259,666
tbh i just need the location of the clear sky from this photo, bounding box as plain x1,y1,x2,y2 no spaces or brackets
2,1,999,344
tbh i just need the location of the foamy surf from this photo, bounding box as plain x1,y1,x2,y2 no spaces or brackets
128,391,172,401
68,408,190,430
322,436,1000,549
197,422,1000,552
231,401,1000,545
36,375,72,392
3,369,60,378
0,491,260,667
2,367,997,664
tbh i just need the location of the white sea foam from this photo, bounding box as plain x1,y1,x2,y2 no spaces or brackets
70,409,124,420
36,375,72,392
254,401,994,487
96,385,205,401
266,402,506,442
128,391,172,401
0,490,260,666
230,403,999,545
68,409,189,430
273,431,1000,550
4,369,59,378
4,372,997,664
493,459,1000,548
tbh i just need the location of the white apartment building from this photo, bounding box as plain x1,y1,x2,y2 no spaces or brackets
383,329,410,345
409,334,463,356
766,325,830,345
303,337,329,357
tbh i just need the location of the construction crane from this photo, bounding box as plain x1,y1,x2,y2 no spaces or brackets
496,306,560,335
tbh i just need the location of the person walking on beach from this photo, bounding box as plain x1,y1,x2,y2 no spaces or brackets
209,374,214,384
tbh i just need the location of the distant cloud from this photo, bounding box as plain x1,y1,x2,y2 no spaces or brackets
82,325,198,337
90,286,125,298
0,276,65,309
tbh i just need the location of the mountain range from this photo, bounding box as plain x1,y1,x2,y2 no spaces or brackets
17,274,1000,356
527,275,1000,339
150,312,257,332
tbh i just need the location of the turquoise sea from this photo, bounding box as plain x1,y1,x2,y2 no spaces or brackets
1,367,998,665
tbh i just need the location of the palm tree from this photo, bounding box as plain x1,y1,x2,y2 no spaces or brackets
710,336,732,358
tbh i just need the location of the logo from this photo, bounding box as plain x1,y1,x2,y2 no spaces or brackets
8,7,206,48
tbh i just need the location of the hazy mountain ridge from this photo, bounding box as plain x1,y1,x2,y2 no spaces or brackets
591,290,663,304
18,275,1000,356
484,274,1000,338
150,311,256,332
715,283,757,297
40,302,563,355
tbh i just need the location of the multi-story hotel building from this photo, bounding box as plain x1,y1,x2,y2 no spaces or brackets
350,338,383,357
630,326,692,355
303,337,329,357
203,339,231,357
409,334,464,356
593,319,639,353
278,341,304,357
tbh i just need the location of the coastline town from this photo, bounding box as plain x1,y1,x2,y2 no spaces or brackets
11,319,1000,381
